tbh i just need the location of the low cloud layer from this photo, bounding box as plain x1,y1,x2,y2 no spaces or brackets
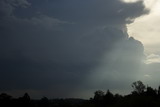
0,0,155,98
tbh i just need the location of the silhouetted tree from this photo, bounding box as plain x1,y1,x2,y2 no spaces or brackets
146,86,157,97
0,93,12,100
132,81,146,94
39,97,49,107
23,93,30,101
104,90,114,106
18,93,31,107
0,93,12,107
158,86,160,98
94,90,104,101
93,90,105,106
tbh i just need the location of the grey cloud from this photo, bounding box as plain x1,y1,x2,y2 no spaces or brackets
30,15,69,28
0,0,30,17
44,0,148,25
0,0,13,16
5,0,31,8
0,0,150,98
9,0,31,8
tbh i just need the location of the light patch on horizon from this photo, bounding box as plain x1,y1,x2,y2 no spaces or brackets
127,0,160,55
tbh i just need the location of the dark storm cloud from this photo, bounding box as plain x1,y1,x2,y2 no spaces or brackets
0,0,149,98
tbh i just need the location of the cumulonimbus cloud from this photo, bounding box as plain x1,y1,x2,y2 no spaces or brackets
0,0,150,98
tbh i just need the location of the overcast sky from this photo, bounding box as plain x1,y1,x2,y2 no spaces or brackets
0,0,160,99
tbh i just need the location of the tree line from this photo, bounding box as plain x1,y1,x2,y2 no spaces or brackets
1,81,160,107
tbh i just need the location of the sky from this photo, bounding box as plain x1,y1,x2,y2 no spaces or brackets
0,0,160,99
127,0,160,60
